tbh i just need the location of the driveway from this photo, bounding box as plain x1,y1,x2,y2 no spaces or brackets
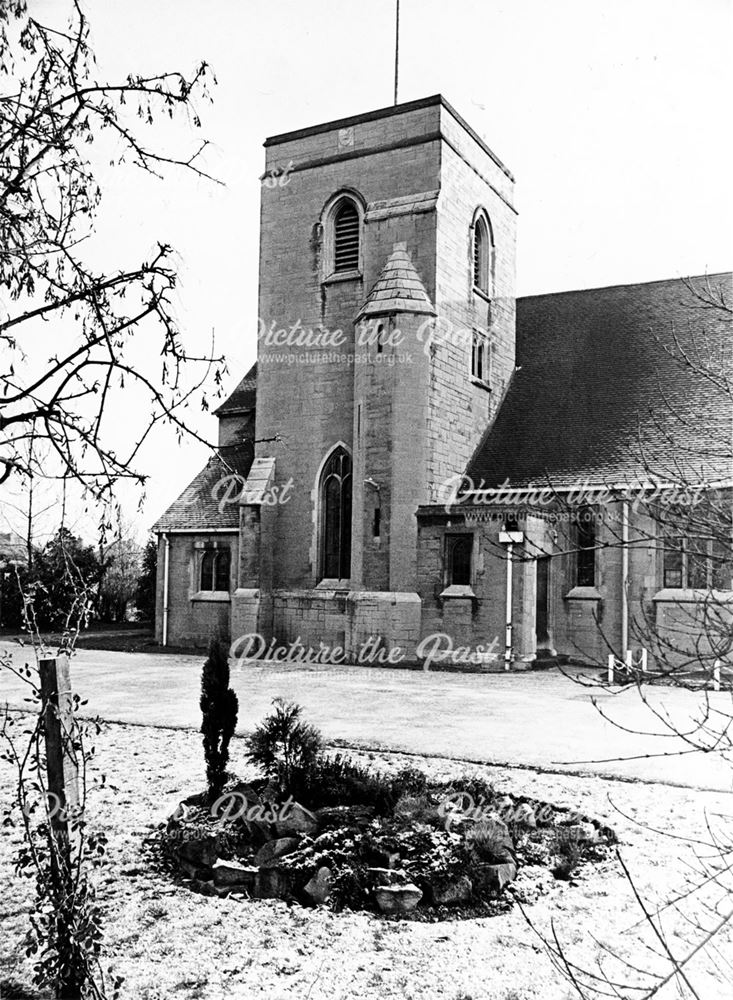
0,640,731,791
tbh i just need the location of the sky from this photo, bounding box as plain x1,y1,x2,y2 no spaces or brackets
3,0,732,544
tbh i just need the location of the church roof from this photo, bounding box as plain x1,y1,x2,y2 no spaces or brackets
214,362,257,415
466,273,733,491
356,243,436,319
152,444,254,532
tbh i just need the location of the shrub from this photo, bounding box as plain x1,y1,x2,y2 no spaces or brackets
289,752,396,813
246,699,323,793
552,827,582,880
200,639,239,803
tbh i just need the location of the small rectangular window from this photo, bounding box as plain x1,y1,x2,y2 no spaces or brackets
472,330,489,383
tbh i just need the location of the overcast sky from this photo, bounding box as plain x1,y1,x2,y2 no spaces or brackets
4,0,732,543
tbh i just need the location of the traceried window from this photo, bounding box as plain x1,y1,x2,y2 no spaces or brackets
320,447,352,580
333,199,360,273
200,548,231,592
472,213,493,294
575,512,596,587
663,534,731,589
446,534,473,586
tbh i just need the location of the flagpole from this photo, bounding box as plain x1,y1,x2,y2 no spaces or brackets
394,0,400,105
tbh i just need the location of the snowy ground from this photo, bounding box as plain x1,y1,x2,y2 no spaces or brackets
1,720,731,1000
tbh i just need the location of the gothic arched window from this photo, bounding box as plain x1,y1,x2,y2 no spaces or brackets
320,447,352,580
333,199,360,273
472,212,493,295
200,548,231,592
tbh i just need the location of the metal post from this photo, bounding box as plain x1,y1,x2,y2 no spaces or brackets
621,499,629,660
504,541,513,670
713,659,721,692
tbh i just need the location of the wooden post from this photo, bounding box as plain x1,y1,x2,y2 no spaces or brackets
39,655,80,840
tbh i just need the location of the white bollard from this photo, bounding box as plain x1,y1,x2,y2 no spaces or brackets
608,653,615,684
713,659,721,692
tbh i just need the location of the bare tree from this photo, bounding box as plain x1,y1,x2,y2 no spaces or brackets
0,0,226,502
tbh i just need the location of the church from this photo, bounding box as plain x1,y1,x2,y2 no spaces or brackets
152,94,732,670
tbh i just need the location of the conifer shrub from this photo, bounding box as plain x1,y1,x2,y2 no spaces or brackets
200,639,239,803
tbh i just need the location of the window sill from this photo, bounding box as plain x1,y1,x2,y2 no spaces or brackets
316,578,351,592
472,286,492,304
440,584,476,599
470,377,491,392
564,586,602,601
322,270,362,285
653,588,733,604
191,591,231,603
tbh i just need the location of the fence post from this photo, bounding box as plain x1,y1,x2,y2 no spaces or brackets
39,655,80,842
607,653,615,684
639,648,648,673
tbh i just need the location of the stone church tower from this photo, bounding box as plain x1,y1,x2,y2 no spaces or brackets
232,95,517,657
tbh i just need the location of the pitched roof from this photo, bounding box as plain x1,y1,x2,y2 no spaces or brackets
214,362,257,416
152,444,254,531
467,273,733,491
0,531,27,564
356,243,436,319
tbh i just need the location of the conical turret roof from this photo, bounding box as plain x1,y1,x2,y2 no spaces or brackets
356,242,436,319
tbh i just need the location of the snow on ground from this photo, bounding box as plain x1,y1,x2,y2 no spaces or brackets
1,720,731,1000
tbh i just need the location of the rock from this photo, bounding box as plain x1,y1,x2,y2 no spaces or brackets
304,866,332,904
212,859,259,888
275,802,318,838
254,836,300,868
254,866,285,899
374,883,423,914
178,857,211,880
315,805,375,830
367,867,409,887
474,861,517,893
429,874,473,905
178,834,220,868
227,781,262,806
515,803,537,828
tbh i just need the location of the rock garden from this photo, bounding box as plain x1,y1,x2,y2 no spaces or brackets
155,646,616,920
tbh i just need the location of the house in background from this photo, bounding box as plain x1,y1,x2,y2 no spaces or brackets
152,95,732,667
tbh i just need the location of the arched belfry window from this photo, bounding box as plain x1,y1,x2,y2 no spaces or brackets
319,446,352,580
472,212,493,295
333,199,360,273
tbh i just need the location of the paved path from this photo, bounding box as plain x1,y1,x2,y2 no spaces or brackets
1,640,731,791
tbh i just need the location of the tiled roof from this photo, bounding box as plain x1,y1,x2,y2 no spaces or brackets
467,273,733,491
356,243,436,319
152,444,254,531
214,362,257,415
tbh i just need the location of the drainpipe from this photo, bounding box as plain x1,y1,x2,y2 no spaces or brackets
621,500,629,659
162,532,170,647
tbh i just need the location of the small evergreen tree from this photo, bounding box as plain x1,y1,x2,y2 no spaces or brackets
200,640,239,802
134,536,158,622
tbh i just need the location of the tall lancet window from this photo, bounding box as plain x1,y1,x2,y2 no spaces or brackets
320,447,352,580
472,212,493,295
